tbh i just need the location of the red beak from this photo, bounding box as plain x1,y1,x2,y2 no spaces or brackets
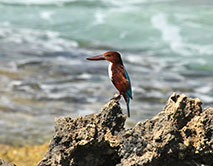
86,55,106,61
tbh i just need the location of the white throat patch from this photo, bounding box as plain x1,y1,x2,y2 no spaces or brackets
108,62,112,80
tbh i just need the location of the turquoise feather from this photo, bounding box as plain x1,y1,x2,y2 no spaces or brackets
124,67,132,117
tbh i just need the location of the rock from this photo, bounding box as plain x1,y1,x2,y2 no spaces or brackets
0,159,16,166
38,98,126,166
38,93,213,166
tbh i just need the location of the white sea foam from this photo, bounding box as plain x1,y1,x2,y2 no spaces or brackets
126,54,143,64
94,11,106,25
0,0,76,5
101,0,173,7
0,28,78,51
185,43,213,56
10,80,22,87
40,11,54,20
197,93,213,103
195,86,212,94
151,13,191,56
56,56,82,65
78,73,92,80
152,13,213,57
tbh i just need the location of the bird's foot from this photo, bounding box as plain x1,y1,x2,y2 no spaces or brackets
111,93,121,100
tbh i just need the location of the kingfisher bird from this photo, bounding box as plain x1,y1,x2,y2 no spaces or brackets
86,51,132,117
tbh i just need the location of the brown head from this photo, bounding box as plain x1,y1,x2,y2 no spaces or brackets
86,51,123,64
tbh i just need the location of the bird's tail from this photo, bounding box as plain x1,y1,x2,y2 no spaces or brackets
127,101,130,117
123,94,130,117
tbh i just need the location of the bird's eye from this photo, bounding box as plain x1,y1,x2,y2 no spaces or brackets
106,54,111,57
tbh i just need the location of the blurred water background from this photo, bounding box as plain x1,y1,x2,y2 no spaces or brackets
0,0,212,145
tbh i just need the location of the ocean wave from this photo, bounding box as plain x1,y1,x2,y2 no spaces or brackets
0,28,78,52
100,0,176,7
40,11,54,21
0,0,174,6
151,13,213,57
151,13,192,56
185,43,213,56
0,0,77,5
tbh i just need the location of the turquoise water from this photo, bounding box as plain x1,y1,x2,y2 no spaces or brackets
0,0,212,145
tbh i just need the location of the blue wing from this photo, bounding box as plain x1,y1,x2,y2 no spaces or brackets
124,68,132,99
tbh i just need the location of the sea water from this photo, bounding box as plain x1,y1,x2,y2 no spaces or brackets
0,0,212,145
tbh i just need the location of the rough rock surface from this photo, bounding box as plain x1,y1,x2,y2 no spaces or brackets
38,93,213,166
0,159,16,166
